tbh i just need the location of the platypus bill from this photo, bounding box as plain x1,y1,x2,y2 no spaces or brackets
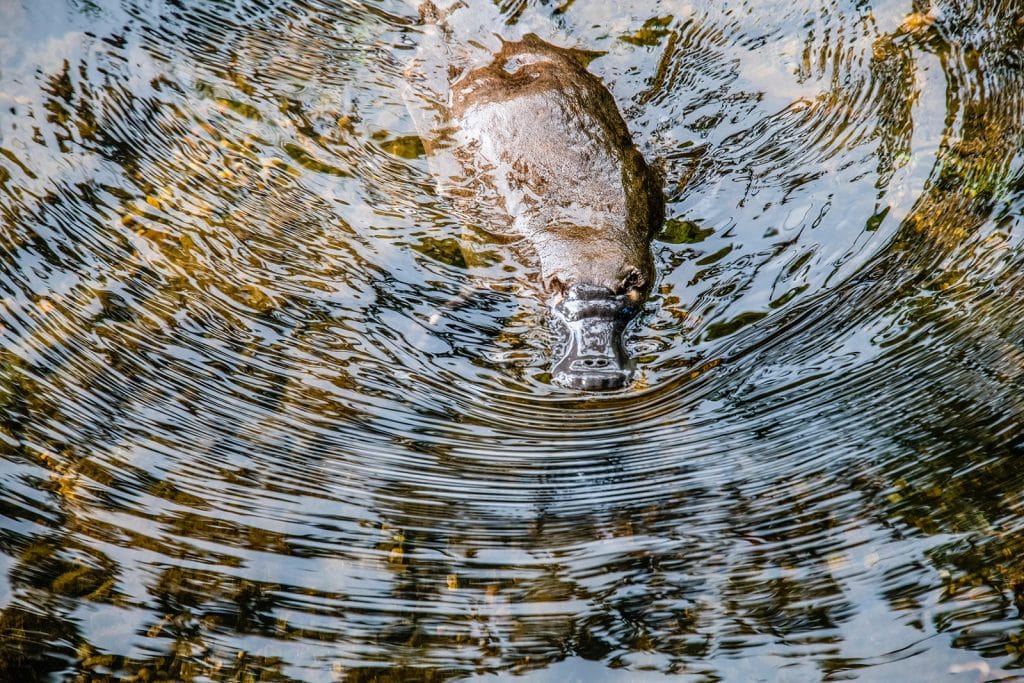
409,29,664,391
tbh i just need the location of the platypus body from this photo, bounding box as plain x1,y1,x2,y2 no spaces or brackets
408,23,664,390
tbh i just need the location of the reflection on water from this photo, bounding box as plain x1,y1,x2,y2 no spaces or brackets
1,0,1023,679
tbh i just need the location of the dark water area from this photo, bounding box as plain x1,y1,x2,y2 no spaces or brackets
1,0,1024,680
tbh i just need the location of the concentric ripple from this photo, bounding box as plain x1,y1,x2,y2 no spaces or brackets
1,0,1023,680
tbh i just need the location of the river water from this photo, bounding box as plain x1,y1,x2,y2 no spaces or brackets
1,0,1023,680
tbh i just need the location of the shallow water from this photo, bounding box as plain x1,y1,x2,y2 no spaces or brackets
1,0,1023,680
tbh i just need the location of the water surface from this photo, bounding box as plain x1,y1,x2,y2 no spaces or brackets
1,0,1023,680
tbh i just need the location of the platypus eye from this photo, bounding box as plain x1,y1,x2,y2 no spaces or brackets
617,269,645,296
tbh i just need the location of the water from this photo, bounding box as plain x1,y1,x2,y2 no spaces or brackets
1,0,1023,680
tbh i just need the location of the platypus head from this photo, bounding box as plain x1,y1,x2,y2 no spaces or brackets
550,282,645,391
543,239,653,391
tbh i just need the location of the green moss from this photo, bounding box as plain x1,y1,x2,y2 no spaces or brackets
50,563,110,599
377,135,426,160
658,218,713,244
282,144,351,177
411,236,468,269
769,285,808,309
216,97,263,122
620,16,674,47
865,205,890,232
704,311,769,341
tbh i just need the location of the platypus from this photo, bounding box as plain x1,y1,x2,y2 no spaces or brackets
408,27,664,390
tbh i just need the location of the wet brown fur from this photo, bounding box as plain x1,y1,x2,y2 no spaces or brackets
443,34,664,297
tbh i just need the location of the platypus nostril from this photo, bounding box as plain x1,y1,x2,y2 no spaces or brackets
567,356,618,374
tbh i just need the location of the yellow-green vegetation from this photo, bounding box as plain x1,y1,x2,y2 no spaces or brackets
620,16,674,47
